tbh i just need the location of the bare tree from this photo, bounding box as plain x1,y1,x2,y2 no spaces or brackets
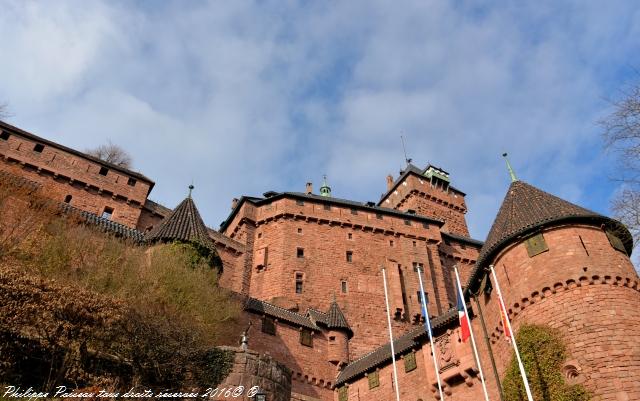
601,81,640,247
86,140,133,168
0,102,10,119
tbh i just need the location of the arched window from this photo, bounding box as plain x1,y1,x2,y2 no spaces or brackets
64,195,72,203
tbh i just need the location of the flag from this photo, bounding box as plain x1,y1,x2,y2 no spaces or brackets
457,286,471,342
499,296,512,343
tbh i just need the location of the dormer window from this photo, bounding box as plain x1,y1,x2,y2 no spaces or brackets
102,206,114,220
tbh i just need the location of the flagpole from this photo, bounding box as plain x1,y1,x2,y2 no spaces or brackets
416,267,445,400
490,265,534,401
381,267,402,401
454,266,491,401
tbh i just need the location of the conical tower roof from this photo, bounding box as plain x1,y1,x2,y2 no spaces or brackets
468,180,632,291
326,300,353,337
145,196,214,249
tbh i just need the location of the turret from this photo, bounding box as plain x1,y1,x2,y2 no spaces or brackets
469,177,638,399
325,300,352,366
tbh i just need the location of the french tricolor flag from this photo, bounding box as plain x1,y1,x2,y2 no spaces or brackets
457,286,471,342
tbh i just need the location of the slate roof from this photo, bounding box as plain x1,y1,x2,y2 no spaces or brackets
60,203,145,242
143,199,172,217
220,191,444,233
145,196,214,249
335,307,460,386
377,163,466,205
441,231,484,247
325,301,353,337
244,298,319,331
467,180,633,293
307,308,328,326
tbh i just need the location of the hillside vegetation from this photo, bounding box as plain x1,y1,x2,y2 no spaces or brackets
0,175,242,392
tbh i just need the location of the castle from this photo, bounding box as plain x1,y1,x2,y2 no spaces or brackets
0,119,638,401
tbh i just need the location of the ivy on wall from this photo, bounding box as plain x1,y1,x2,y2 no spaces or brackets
502,324,590,401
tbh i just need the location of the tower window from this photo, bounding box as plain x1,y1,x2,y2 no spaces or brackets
33,143,44,153
297,228,302,234
347,233,353,240
341,280,348,293
0,131,9,140
295,273,304,294
324,204,331,211
404,219,411,226
413,262,424,272
99,167,109,176
346,251,353,263
296,200,304,206
524,233,549,257
417,291,428,305
422,222,429,229
350,208,358,215
101,206,114,220
300,328,313,347
262,317,276,335
64,194,72,203
376,213,383,220
390,240,394,247
127,177,137,186
413,241,417,247
297,247,304,258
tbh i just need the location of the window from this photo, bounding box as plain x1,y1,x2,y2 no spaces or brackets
605,230,627,254
338,386,348,401
257,232,262,239
413,262,424,272
347,233,352,240
350,208,358,215
404,352,417,372
262,317,276,335
300,328,313,347
33,143,44,153
376,213,383,220
297,228,302,234
0,131,9,141
64,195,72,204
99,167,109,176
329,336,336,342
296,199,304,206
102,206,114,220
295,273,304,294
127,177,137,186
341,280,348,293
324,204,331,211
413,241,417,247
404,219,411,226
297,247,304,258
389,240,394,247
417,291,428,305
346,251,353,263
367,371,379,389
422,222,429,229
524,233,549,257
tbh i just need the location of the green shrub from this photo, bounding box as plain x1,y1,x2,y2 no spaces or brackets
502,324,590,401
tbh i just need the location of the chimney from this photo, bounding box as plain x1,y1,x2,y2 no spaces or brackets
386,175,394,190
231,198,239,210
306,182,313,194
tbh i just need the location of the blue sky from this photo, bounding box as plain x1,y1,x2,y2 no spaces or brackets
1,1,639,262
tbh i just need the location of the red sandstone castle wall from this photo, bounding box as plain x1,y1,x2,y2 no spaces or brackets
340,325,490,401
478,225,640,400
381,174,469,236
0,126,151,228
227,196,466,359
235,313,335,401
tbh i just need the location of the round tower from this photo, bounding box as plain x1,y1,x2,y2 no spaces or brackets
325,300,352,366
470,180,639,400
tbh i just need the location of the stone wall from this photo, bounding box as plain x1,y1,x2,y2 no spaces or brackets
217,347,292,401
